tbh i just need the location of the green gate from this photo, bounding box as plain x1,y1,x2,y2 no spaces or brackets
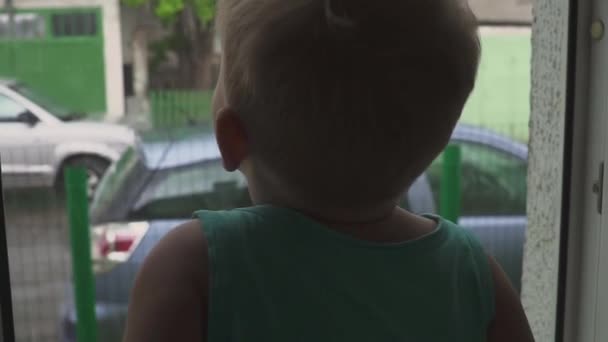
0,7,106,114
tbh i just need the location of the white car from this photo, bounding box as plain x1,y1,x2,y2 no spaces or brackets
0,79,140,196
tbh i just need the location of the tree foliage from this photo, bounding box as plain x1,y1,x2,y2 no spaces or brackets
122,0,218,89
122,0,216,24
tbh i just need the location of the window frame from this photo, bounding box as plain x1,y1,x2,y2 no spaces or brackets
50,10,100,39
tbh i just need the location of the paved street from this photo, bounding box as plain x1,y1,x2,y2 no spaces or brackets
1,140,178,341
0,139,184,342
5,189,72,342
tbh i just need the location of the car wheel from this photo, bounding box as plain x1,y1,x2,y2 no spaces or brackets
58,157,110,200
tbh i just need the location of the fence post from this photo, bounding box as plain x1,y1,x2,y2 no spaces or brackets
440,144,462,223
65,168,97,342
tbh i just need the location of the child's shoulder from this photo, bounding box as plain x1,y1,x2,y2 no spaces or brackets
123,219,208,340
435,218,494,277
438,217,486,247
142,219,208,287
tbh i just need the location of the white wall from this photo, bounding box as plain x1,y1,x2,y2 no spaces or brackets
12,0,125,120
521,0,570,340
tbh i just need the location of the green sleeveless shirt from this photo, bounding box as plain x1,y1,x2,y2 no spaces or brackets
194,205,494,341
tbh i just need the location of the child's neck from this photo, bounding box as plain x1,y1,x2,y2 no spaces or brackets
263,201,438,244
309,207,438,244
247,177,436,243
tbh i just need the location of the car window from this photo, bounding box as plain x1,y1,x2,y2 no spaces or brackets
427,142,527,216
0,93,27,122
129,161,250,220
131,159,421,220
9,83,71,118
90,147,148,223
92,147,140,209
401,175,436,214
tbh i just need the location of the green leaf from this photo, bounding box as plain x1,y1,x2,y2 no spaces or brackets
121,0,216,23
193,0,216,23
155,0,185,19
121,0,148,6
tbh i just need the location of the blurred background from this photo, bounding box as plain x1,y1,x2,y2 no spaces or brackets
0,0,532,341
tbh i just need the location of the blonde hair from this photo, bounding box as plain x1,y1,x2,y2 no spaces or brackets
217,0,480,209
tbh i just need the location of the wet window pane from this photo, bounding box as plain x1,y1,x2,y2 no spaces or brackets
427,142,527,216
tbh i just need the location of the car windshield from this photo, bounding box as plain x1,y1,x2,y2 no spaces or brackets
9,83,72,118
128,160,250,220
91,143,250,223
90,146,148,223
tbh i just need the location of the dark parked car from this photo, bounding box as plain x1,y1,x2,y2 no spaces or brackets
61,124,528,342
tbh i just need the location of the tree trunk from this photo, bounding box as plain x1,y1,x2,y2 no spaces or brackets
128,26,152,130
132,27,149,110
175,5,215,90
193,34,215,89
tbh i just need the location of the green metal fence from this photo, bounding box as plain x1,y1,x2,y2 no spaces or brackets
440,145,462,223
65,168,97,342
150,90,214,129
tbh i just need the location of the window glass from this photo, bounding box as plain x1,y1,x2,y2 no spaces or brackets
468,0,532,23
130,162,250,220
427,142,527,216
52,12,97,37
0,93,27,122
0,13,46,39
91,148,140,212
9,83,70,118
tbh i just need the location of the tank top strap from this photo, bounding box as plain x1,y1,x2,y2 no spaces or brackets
193,209,252,341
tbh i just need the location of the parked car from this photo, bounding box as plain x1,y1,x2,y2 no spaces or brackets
60,124,528,342
0,79,141,196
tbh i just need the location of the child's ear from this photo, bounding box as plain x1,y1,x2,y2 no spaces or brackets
215,108,249,172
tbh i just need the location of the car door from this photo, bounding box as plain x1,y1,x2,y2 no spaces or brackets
426,141,528,291
0,93,52,188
